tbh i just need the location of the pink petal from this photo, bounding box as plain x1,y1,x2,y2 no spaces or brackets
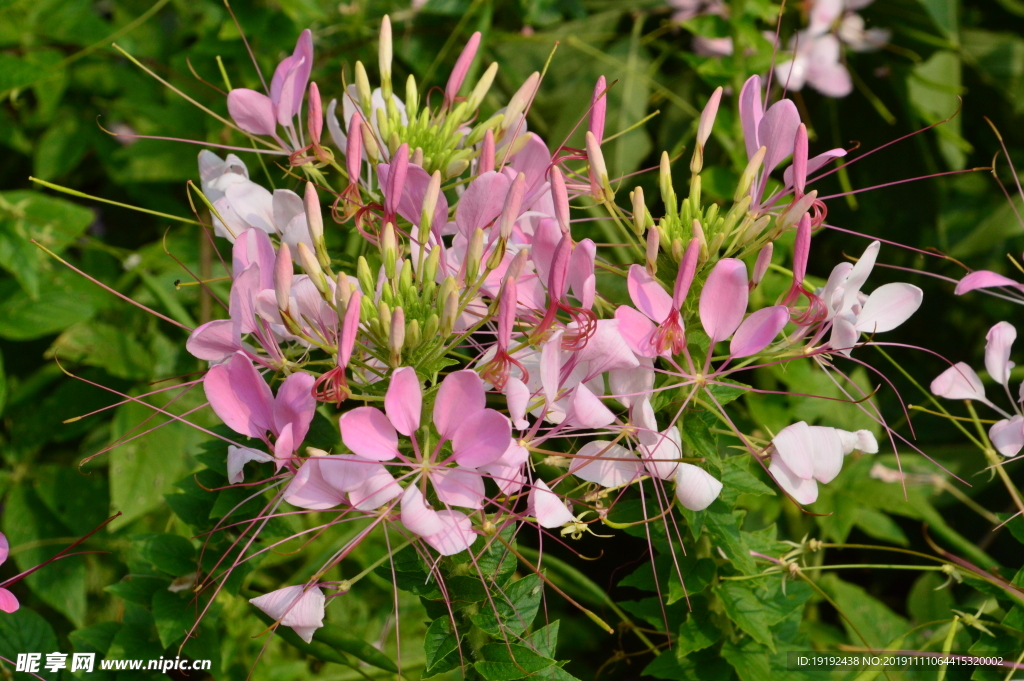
377,164,449,235
274,371,316,446
0,533,8,565
564,383,615,429
699,259,749,342
401,486,444,537
319,455,379,493
570,441,643,487
228,445,274,484
204,352,276,439
739,75,763,160
431,467,486,509
540,330,564,405
829,317,859,355
283,458,346,510
528,479,574,528
854,283,923,333
783,148,847,188
640,426,682,480
227,89,277,136
627,265,672,324
614,305,660,358
434,370,486,440
931,362,988,402
990,416,1024,458
729,306,789,357
478,462,526,495
569,240,597,309
232,227,277,285
339,407,400,461
385,367,422,436
956,270,1024,295
807,426,844,484
423,511,477,556
0,588,18,613
574,319,641,378
505,377,531,430
985,321,1017,387
769,453,818,504
249,585,325,644
455,171,512,238
451,409,512,468
187,319,240,362
609,359,654,409
757,99,800,177
445,32,481,102
771,421,815,481
841,241,880,312
674,464,722,511
348,466,402,511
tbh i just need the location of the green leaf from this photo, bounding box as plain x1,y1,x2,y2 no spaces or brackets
151,589,195,648
675,596,721,658
69,621,121,656
34,117,90,180
2,484,86,626
720,455,775,501
853,507,909,546
908,50,968,170
961,30,1024,113
48,321,153,380
109,393,206,529
104,603,165,664
422,618,461,677
0,54,49,92
644,646,733,680
721,637,771,681
0,608,60,681
907,572,955,624
702,501,756,574
717,581,775,651
475,643,555,681
470,574,543,637
680,410,722,471
819,575,909,649
528,621,560,659
33,463,108,536
138,533,198,577
0,274,98,339
105,575,169,605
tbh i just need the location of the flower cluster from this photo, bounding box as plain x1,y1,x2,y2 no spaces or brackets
110,18,930,646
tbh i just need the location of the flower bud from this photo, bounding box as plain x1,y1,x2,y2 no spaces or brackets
407,318,421,348
411,147,424,167
378,301,391,337
406,74,419,117
419,171,442,244
346,112,364,186
499,173,526,240
376,107,391,147
440,289,459,336
399,259,414,295
445,158,469,179
691,86,722,174
708,232,725,257
361,119,380,165
275,243,293,312
480,129,495,174
631,186,648,237
776,190,817,233
691,219,708,262
303,182,329,266
379,15,393,100
356,256,374,296
335,271,352,308
465,228,484,280
424,313,439,340
502,72,539,132
467,62,498,112
793,124,808,198
660,151,677,219
550,166,570,235
382,222,398,279
585,131,611,201
740,214,772,244
423,245,441,288
437,275,457,310
307,82,323,146
735,146,766,202
589,76,607,144
354,61,372,114
671,238,684,263
389,306,404,364
507,248,529,279
446,32,481,104
720,194,751,239
645,226,659,274
297,242,328,294
752,243,773,288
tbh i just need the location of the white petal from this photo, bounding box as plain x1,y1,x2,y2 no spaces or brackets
854,283,923,333
674,464,722,511
570,441,643,488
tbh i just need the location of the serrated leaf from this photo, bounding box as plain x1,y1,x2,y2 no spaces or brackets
0,608,60,681
422,617,460,678
151,589,194,648
675,597,721,658
721,637,771,681
717,581,775,651
702,501,756,574
138,533,197,577
471,574,543,637
475,643,555,681
528,621,560,659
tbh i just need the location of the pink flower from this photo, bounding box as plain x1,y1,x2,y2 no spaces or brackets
0,534,19,613
204,352,316,469
769,421,877,504
249,584,325,643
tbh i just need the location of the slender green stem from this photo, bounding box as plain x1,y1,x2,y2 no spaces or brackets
30,178,200,225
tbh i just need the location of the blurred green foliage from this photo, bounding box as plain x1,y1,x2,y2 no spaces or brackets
0,0,1023,678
